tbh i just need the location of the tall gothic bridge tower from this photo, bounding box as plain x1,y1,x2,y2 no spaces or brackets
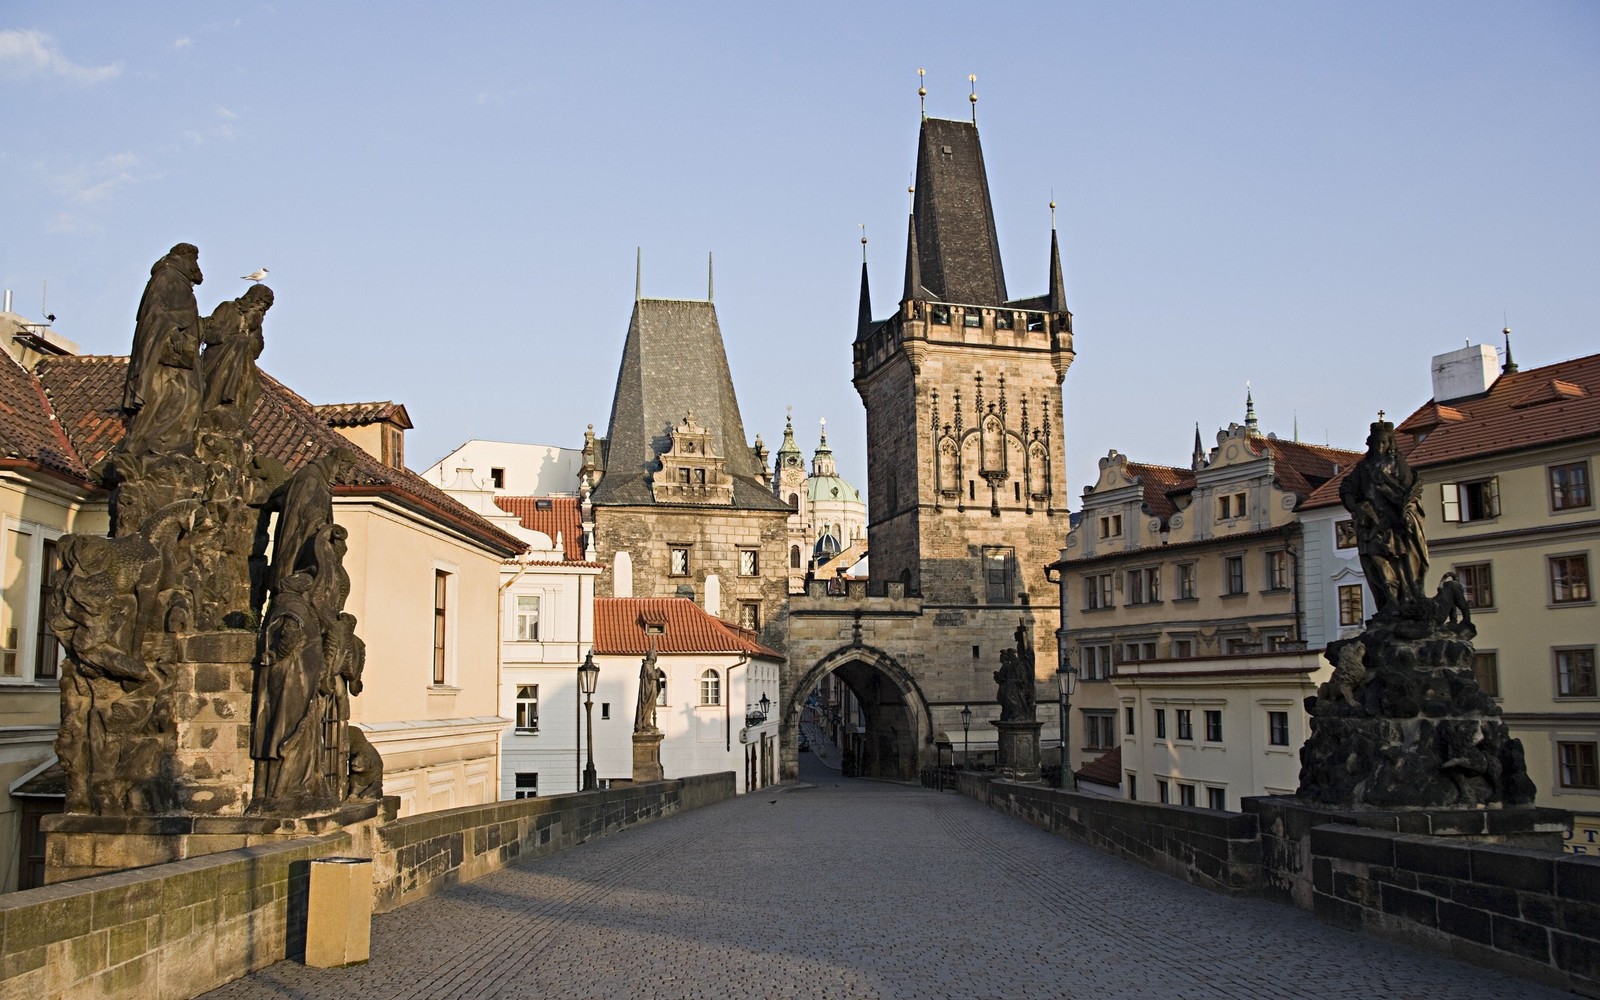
783,107,1074,781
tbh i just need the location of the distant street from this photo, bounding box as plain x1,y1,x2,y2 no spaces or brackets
206,757,1565,999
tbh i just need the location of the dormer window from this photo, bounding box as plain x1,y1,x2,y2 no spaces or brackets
534,498,552,511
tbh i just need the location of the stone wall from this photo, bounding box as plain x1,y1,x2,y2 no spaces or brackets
954,773,1261,894
0,773,735,1000
371,772,735,912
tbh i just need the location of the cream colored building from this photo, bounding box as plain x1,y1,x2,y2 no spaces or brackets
1388,343,1599,822
770,414,867,594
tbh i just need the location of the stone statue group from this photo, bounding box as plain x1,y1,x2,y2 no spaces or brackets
50,243,379,817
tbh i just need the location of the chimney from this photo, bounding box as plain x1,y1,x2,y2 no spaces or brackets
3,290,11,313
1430,343,1499,402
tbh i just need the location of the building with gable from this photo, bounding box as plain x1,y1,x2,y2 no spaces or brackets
783,109,1073,780
1050,395,1359,800
582,290,792,651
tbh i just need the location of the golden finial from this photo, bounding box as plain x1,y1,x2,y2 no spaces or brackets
907,181,915,213
859,223,868,262
1049,198,1056,228
969,73,978,122
918,68,926,118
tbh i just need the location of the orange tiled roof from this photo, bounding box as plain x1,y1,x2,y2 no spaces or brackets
0,350,90,481
1124,462,1193,520
1076,746,1122,786
34,355,525,557
494,495,585,561
1252,437,1361,499
593,597,781,659
312,400,413,429
1397,352,1600,468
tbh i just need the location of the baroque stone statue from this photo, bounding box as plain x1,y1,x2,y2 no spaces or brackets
201,284,273,434
634,643,661,734
1297,416,1534,809
993,622,1037,723
122,243,205,459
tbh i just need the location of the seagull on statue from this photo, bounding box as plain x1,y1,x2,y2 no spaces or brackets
241,268,269,283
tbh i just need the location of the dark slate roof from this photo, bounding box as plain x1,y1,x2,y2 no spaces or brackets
0,349,89,481
35,355,525,557
911,117,1007,306
591,298,787,511
313,400,413,429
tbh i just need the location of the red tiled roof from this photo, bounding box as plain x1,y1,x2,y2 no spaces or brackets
1124,462,1193,520
1076,746,1122,786
593,597,782,659
494,495,585,560
1396,353,1600,468
0,350,90,481
1254,437,1361,499
313,400,413,429
34,355,524,557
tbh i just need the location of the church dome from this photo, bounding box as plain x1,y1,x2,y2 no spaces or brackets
805,475,861,504
814,529,842,560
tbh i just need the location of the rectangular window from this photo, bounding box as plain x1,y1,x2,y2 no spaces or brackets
1176,709,1193,741
669,546,690,577
34,538,60,680
1173,638,1194,659
601,702,611,720
963,309,981,328
1176,563,1196,600
1455,563,1494,609
1127,774,1137,800
994,311,1013,331
1205,710,1223,742
1179,783,1197,807
1122,640,1157,662
1084,573,1113,610
1,528,27,678
1338,584,1365,626
1559,742,1599,789
1550,554,1591,604
739,602,761,631
1081,644,1114,681
514,772,538,799
1083,710,1117,750
700,670,721,706
739,549,759,576
1128,567,1160,605
490,467,505,489
1268,711,1290,746
984,547,1014,604
1157,778,1170,803
515,684,539,733
1556,647,1597,698
1265,550,1289,591
1441,478,1500,522
1098,514,1123,539
1473,652,1500,697
1335,519,1357,549
514,594,541,641
1224,556,1245,595
1124,706,1136,736
1549,462,1591,511
1154,708,1167,739
433,569,449,685
931,305,951,325
1207,787,1227,811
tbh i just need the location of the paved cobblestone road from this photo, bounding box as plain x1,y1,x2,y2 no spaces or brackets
208,755,1567,1000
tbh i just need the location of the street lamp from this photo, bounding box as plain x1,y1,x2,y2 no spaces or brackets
578,652,600,791
1058,662,1079,791
960,703,972,770
759,692,771,720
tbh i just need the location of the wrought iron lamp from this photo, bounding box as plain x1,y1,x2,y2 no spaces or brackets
960,703,972,770
578,652,600,791
1058,662,1079,791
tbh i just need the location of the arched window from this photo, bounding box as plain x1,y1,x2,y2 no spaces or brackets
656,669,668,706
790,545,802,569
700,669,721,706
788,493,799,510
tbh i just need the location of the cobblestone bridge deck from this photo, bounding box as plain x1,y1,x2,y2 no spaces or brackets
208,756,1567,1000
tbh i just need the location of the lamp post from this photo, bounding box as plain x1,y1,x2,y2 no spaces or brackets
960,703,972,770
759,692,771,721
1058,662,1078,791
578,652,599,791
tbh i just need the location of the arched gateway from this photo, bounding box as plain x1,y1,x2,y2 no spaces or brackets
781,643,933,782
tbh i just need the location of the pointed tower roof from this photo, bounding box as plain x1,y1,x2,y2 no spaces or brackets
1244,385,1261,438
775,410,803,464
902,211,924,303
1048,220,1068,314
811,418,837,478
910,117,1007,306
1192,422,1206,470
857,258,874,340
591,297,787,511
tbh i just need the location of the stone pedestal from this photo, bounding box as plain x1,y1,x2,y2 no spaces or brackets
633,731,664,783
42,798,384,884
992,720,1043,783
172,630,260,815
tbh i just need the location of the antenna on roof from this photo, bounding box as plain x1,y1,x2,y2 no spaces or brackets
918,68,926,120
635,247,641,301
968,73,978,123
707,251,714,302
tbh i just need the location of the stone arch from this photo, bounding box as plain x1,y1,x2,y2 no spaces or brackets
781,643,934,782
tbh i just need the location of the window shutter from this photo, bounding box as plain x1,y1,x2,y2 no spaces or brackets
1441,483,1461,522
1486,477,1501,518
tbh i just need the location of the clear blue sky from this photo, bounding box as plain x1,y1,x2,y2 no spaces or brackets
3,3,1596,503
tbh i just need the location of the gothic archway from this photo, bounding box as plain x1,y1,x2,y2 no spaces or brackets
781,644,934,782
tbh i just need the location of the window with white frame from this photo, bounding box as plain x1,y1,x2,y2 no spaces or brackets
1154,708,1167,739
700,669,721,706
669,545,690,577
514,594,540,641
1265,550,1289,591
432,569,451,685
1207,787,1226,810
515,684,539,733
1124,706,1136,736
1128,566,1160,605
1175,563,1196,601
1338,584,1365,626
1549,462,1591,512
739,549,759,576
1224,555,1245,595
1455,563,1494,609
1175,709,1194,741
1556,647,1597,698
1157,778,1170,803
1081,644,1114,680
1268,711,1290,746
514,772,538,799
739,602,760,631
1178,783,1197,807
1559,742,1598,789
1549,554,1591,604
1441,478,1500,522
1204,709,1223,742
1085,573,1113,610
1122,640,1157,662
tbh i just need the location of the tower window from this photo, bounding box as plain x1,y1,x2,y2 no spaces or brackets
963,310,981,328
931,305,951,325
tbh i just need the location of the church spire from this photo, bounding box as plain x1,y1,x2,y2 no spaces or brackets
902,207,922,303
1502,326,1518,374
1047,201,1068,315
1244,383,1261,438
1192,422,1205,471
858,227,873,339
